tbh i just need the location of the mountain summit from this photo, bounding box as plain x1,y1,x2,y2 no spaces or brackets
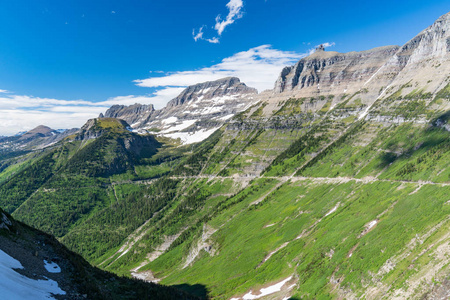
166,77,257,108
101,77,258,144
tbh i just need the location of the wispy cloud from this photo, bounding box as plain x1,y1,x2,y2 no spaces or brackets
0,89,10,93
193,0,244,43
135,44,304,92
0,87,184,135
192,26,205,42
206,37,220,44
320,42,335,48
307,42,335,54
214,0,244,35
105,87,185,109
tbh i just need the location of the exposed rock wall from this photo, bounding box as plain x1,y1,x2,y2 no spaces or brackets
102,104,155,127
274,46,399,95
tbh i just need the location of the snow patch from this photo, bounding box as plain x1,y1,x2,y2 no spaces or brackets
218,114,234,121
242,276,293,300
160,120,197,133
325,203,340,217
367,220,378,230
263,223,275,228
43,260,61,273
200,105,224,114
0,250,65,299
263,242,289,263
161,117,178,125
202,87,212,94
358,219,379,238
163,127,220,145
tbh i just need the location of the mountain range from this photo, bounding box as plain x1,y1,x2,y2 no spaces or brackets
0,11,449,300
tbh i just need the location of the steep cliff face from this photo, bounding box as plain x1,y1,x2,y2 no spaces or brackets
274,45,399,95
268,12,450,120
373,11,450,100
102,103,155,127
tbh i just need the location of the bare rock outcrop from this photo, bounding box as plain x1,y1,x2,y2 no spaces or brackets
274,45,399,94
101,103,155,127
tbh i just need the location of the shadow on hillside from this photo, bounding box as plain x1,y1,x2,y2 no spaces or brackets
378,109,450,170
172,283,209,299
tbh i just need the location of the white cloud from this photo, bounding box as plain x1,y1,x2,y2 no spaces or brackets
103,87,184,109
0,109,98,136
0,95,105,135
0,89,10,93
192,0,244,43
215,0,244,35
134,45,305,92
206,37,220,44
0,87,185,135
321,42,335,48
309,42,336,54
193,26,205,42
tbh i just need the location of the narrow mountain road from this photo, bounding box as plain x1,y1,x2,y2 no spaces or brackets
168,175,449,187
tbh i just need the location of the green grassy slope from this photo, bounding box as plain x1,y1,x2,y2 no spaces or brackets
0,81,448,299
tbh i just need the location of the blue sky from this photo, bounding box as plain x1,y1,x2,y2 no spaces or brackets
0,0,448,135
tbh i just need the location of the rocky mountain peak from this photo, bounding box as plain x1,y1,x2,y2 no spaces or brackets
97,77,258,144
76,118,131,140
16,125,57,142
101,104,155,127
28,125,54,134
166,77,257,108
274,45,399,94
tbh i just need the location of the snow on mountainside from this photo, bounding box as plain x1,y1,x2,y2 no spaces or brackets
0,250,65,300
101,77,258,144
